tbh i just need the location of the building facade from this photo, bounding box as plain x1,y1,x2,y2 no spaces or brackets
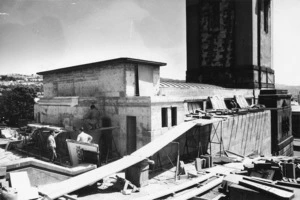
35,58,271,160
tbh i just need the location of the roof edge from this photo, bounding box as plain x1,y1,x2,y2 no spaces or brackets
37,57,167,75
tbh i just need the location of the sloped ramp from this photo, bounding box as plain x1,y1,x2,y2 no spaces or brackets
38,121,197,199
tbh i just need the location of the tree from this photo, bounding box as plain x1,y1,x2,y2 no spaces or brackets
0,85,37,126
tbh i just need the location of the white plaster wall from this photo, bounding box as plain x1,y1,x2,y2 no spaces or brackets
125,64,136,97
138,65,154,97
42,63,161,98
35,97,152,156
42,64,126,98
124,64,160,97
150,99,185,140
153,67,160,96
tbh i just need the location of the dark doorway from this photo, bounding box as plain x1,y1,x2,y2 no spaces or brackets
127,116,137,154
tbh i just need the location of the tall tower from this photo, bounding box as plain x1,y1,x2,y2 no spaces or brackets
186,0,274,89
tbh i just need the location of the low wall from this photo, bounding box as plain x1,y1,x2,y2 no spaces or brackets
152,110,271,167
3,158,96,186
209,110,271,156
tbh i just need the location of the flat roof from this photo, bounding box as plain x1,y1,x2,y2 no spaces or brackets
160,81,225,89
37,57,167,75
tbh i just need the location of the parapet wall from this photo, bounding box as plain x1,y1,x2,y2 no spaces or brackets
153,110,271,167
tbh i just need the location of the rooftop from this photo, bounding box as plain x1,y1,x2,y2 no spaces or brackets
160,81,226,89
37,57,167,75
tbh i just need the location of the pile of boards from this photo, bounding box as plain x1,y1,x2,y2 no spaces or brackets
204,155,300,200
136,155,300,200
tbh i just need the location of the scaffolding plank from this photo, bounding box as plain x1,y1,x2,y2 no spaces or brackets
239,180,294,200
10,171,39,200
193,118,224,126
170,176,224,200
39,121,197,199
39,155,144,199
131,121,196,158
135,173,216,200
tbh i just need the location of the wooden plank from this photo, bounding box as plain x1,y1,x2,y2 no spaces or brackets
243,177,294,193
9,171,39,200
39,155,145,199
193,118,224,126
135,173,215,200
62,194,78,200
205,165,237,175
169,176,224,200
277,181,300,189
10,171,31,189
131,121,196,158
225,150,245,158
211,193,226,200
239,180,294,200
229,184,274,200
39,121,198,199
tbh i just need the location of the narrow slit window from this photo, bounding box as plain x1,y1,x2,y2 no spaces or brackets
171,107,177,126
162,108,168,127
264,0,270,33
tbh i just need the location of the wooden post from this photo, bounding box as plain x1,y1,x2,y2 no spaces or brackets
174,142,180,181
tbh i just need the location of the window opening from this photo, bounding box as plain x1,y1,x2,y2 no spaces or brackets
162,108,168,127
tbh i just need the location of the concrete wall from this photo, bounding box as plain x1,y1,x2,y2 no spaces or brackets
5,158,96,186
35,87,265,157
35,96,153,156
96,97,152,155
12,167,69,186
138,65,157,96
152,110,271,167
43,64,125,98
150,97,186,139
43,63,160,98
259,0,272,69
209,110,271,156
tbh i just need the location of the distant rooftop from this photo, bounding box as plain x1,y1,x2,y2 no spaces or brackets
160,81,225,89
37,57,166,75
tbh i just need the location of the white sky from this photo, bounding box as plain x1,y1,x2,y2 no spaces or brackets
0,0,299,85
273,0,300,85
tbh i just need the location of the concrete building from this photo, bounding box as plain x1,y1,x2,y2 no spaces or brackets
34,0,292,166
35,58,272,164
186,0,273,89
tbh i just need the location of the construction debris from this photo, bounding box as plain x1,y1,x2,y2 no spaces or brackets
0,120,300,200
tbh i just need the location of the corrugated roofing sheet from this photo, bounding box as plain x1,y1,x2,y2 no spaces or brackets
160,82,225,89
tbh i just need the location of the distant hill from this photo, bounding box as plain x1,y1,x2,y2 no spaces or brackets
0,74,43,94
275,83,300,97
160,77,185,82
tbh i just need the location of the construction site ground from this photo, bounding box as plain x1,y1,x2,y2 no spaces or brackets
3,145,300,200
70,162,217,200
0,147,216,200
